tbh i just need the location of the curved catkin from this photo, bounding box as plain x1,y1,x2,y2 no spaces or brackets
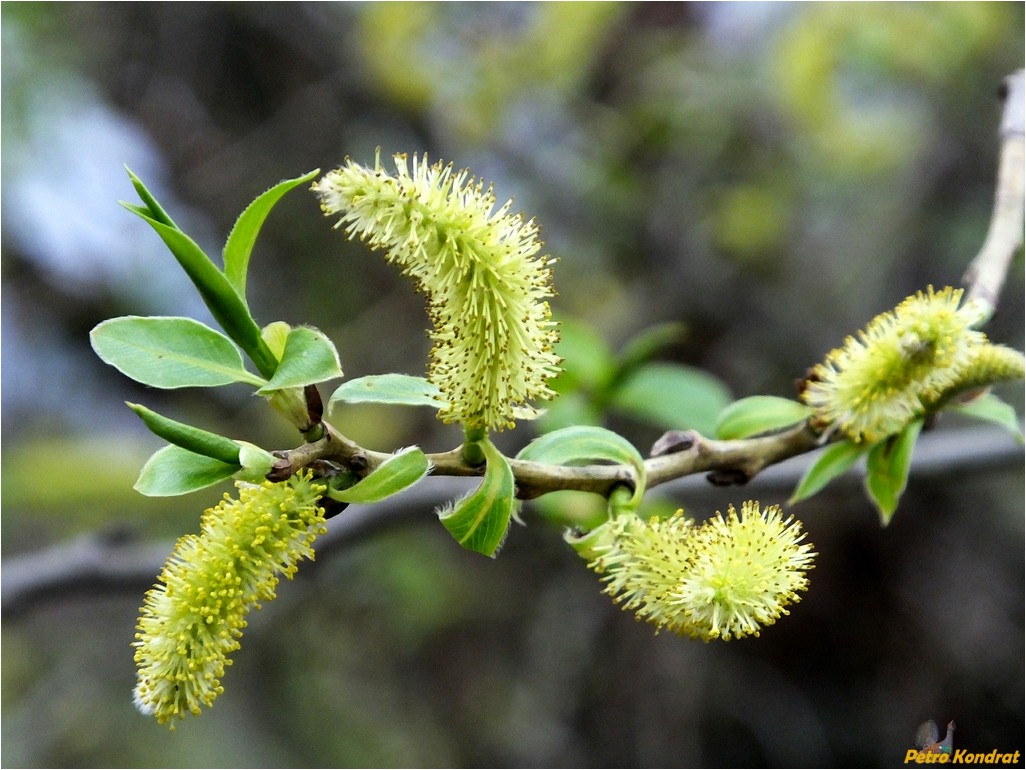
800,286,1020,443
132,473,326,726
313,153,561,431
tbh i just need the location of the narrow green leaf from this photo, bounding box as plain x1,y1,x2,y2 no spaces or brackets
609,362,732,436
257,326,343,394
329,374,447,409
134,445,239,497
517,425,646,508
223,170,320,302
716,396,813,439
122,169,279,378
439,438,514,557
124,165,177,228
865,419,924,525
91,316,265,388
790,439,869,504
949,392,1024,443
331,447,430,503
127,402,242,465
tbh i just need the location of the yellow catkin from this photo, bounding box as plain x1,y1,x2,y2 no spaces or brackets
132,473,326,725
572,502,815,641
313,152,561,431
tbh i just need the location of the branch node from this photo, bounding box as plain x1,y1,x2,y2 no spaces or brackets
650,430,697,457
267,456,294,482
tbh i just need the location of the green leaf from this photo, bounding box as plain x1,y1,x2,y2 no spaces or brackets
609,362,732,435
127,402,242,465
235,441,277,483
439,438,514,557
124,164,177,228
223,170,320,302
716,396,813,439
329,374,447,409
257,326,343,394
865,419,924,525
135,444,239,497
331,447,430,503
550,318,616,394
615,321,687,379
790,439,869,504
91,316,265,388
516,425,646,508
122,168,279,379
948,392,1024,442
536,392,603,433
261,321,292,360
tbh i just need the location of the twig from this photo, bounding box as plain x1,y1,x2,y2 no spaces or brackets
963,69,1024,315
3,425,1020,619
271,417,821,501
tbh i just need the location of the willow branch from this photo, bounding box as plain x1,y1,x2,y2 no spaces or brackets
268,415,823,503
3,425,1020,620
269,71,1024,506
963,69,1024,315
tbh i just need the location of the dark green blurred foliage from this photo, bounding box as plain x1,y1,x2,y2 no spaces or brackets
2,3,1022,766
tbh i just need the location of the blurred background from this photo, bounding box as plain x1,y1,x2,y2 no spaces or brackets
2,3,1023,766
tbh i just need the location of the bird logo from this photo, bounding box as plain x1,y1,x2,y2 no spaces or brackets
913,719,956,755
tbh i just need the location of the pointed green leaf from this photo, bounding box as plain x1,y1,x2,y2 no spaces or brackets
122,168,279,378
135,444,239,497
329,374,447,409
716,396,814,440
439,438,514,557
517,425,646,508
91,316,265,388
223,170,320,302
257,326,343,393
865,419,924,525
331,447,430,503
609,362,732,436
124,165,177,228
127,402,242,465
949,392,1024,442
790,439,869,504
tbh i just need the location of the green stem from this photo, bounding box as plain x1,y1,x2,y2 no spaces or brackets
461,425,488,466
607,484,636,517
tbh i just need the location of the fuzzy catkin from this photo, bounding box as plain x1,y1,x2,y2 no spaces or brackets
132,473,326,725
313,153,561,431
573,502,815,641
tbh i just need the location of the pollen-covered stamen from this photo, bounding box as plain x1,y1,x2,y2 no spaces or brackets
570,502,815,642
801,286,1019,443
313,152,561,431
132,473,326,726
